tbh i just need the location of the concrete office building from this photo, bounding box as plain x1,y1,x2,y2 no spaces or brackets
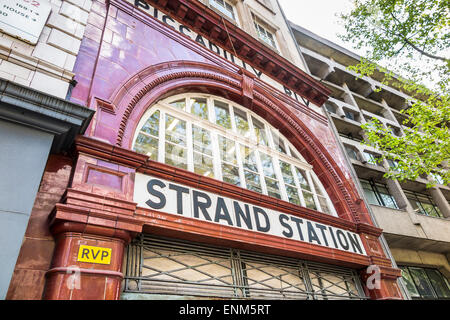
289,23,450,300
3,0,405,300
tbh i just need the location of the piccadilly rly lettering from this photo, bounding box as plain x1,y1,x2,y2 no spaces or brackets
129,0,303,103
136,175,366,256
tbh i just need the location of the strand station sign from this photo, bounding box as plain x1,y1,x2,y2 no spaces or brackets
134,173,367,256
127,0,309,105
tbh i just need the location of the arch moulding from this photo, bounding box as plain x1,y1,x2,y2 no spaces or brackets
106,60,371,225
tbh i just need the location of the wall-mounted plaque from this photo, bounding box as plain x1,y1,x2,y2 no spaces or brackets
0,0,51,45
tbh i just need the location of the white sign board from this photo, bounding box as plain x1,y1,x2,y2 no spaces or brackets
0,0,51,44
134,173,367,256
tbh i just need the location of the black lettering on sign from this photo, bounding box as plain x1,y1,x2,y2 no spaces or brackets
193,190,212,221
336,230,349,250
315,223,329,247
347,232,363,254
328,226,338,248
146,179,166,209
234,201,253,230
135,0,149,10
290,216,304,241
81,248,89,259
214,197,233,226
208,40,221,55
162,14,175,29
179,25,192,38
253,207,270,232
307,221,321,245
195,34,206,47
169,183,189,215
101,250,110,260
279,214,293,238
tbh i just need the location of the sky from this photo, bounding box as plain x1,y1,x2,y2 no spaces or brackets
277,0,364,56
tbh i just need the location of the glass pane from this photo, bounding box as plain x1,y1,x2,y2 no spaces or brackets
318,196,331,214
214,101,231,129
134,133,158,160
279,161,295,185
218,136,237,165
252,117,268,146
286,185,300,205
192,125,212,156
410,267,436,298
169,99,186,110
420,203,441,218
295,168,311,191
244,170,262,193
190,97,208,120
303,191,317,210
165,114,186,146
259,153,276,179
193,152,214,178
141,110,160,136
272,130,286,154
362,188,380,206
241,145,258,172
379,193,398,209
425,269,450,298
234,108,250,138
222,163,240,186
265,177,281,199
165,143,187,170
400,267,420,297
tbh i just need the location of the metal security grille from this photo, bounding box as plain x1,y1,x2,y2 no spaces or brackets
123,235,367,300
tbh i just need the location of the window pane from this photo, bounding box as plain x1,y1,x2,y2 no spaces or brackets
409,267,436,298
400,267,420,298
193,152,214,178
303,191,317,210
317,196,331,214
286,185,300,205
244,170,262,193
214,101,231,129
218,136,237,165
279,161,295,185
165,114,186,146
259,153,276,179
425,269,450,298
192,125,212,156
222,163,240,186
295,168,311,191
169,99,186,111
272,130,286,154
379,193,398,209
241,145,258,172
234,108,250,138
134,133,158,160
165,143,187,170
252,117,268,146
265,177,281,199
141,110,160,136
190,97,208,119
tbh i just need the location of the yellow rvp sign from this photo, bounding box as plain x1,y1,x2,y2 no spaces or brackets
77,245,112,265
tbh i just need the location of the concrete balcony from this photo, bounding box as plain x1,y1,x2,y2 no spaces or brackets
371,204,450,253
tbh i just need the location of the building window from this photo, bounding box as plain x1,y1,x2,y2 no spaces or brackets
362,151,381,166
210,0,236,21
403,190,443,218
123,235,367,300
252,14,277,49
360,179,398,209
344,144,360,161
343,109,358,121
400,266,450,299
132,93,337,216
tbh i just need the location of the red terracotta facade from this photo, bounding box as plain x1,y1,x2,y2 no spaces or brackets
7,0,403,300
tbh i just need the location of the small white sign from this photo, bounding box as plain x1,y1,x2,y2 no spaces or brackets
134,173,367,256
0,0,51,44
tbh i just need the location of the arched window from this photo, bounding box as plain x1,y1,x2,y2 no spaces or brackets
132,93,337,216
